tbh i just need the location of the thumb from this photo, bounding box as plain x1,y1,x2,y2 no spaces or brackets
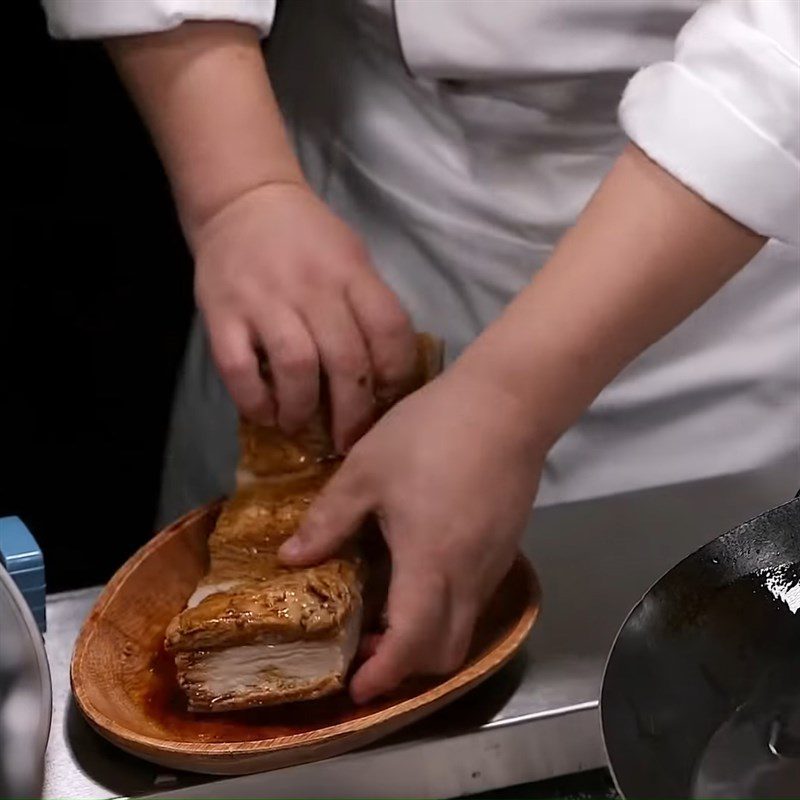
278,461,372,566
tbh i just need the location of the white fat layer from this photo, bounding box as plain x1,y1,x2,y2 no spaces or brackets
187,581,239,608
190,604,362,698
235,467,321,489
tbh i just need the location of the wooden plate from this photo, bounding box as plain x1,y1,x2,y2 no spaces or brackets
72,503,540,775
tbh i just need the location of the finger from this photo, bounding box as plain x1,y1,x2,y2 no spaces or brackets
350,565,446,704
278,457,372,565
205,312,275,425
303,296,375,452
254,306,320,434
436,593,478,675
357,633,382,662
347,276,416,391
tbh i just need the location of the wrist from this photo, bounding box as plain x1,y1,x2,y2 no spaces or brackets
180,174,307,251
451,294,595,455
445,353,557,464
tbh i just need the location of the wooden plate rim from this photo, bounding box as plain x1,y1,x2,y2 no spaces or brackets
71,502,540,757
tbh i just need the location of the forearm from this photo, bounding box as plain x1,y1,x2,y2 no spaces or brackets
458,144,766,449
106,22,303,242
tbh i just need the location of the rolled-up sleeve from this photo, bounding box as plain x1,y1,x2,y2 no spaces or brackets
42,0,276,39
619,0,800,245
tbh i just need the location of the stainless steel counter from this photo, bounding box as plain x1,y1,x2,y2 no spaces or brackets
42,463,796,799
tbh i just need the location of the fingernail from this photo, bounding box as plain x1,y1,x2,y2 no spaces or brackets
278,537,303,561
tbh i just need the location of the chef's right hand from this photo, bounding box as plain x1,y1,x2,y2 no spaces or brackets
192,181,416,451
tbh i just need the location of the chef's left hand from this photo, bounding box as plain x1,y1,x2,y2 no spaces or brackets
278,364,545,703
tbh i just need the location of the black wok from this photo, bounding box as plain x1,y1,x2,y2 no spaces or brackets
601,493,799,799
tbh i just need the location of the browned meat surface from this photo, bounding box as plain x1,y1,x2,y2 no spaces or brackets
165,334,442,712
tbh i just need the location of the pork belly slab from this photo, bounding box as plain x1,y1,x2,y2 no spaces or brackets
165,334,442,712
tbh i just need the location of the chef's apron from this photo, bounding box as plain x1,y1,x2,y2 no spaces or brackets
157,0,800,526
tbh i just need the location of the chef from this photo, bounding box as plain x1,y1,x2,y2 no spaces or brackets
43,0,799,702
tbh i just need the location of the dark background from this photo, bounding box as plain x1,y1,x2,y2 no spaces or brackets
3,3,193,590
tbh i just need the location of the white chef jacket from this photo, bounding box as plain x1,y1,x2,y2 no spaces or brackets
43,0,800,520
43,0,800,244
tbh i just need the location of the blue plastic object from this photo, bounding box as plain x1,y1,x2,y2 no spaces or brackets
0,516,46,632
